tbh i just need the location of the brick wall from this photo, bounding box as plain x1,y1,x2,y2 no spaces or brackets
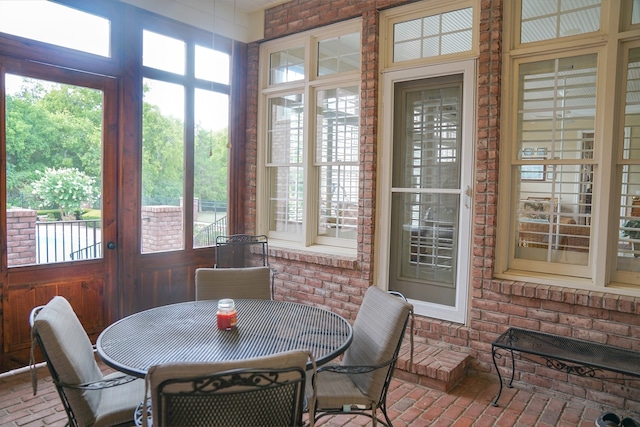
251,0,640,410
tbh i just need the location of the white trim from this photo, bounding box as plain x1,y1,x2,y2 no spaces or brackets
376,59,476,324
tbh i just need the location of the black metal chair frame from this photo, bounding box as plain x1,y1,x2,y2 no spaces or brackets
149,367,307,427
30,306,138,427
214,234,275,296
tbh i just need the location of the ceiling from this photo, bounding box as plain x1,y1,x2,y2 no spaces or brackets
209,0,288,14
120,0,291,42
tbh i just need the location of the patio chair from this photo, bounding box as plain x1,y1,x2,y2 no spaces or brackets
214,234,276,296
139,349,313,427
29,296,145,427
195,266,272,300
307,286,413,427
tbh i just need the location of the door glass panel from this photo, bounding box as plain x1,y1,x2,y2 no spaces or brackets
5,74,103,265
390,75,462,307
193,89,229,248
141,78,185,253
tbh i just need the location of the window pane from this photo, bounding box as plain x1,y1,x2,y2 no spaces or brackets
193,89,229,249
393,8,473,63
268,167,304,235
141,79,185,253
518,55,597,161
0,1,110,57
617,48,640,272
318,33,360,76
514,55,596,267
5,75,103,266
316,87,359,163
521,0,601,43
515,168,591,264
267,94,304,236
269,47,305,84
634,0,640,25
143,30,186,75
316,86,359,240
267,95,304,164
195,45,230,84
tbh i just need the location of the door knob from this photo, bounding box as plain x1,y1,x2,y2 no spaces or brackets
107,242,116,250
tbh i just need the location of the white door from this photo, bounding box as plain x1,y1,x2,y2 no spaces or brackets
378,61,474,323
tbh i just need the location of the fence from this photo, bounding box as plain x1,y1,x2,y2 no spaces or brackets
6,213,228,266
36,219,102,263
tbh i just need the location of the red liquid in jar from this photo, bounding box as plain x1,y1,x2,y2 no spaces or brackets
217,309,237,330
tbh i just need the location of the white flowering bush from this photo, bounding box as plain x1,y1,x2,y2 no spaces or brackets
32,167,98,219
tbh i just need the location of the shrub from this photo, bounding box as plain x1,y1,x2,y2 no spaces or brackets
31,167,99,219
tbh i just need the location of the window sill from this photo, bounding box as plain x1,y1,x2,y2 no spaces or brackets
268,241,358,269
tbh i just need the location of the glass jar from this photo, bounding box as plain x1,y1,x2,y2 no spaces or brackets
216,298,237,330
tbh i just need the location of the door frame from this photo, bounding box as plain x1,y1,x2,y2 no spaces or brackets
375,59,476,324
1,58,119,356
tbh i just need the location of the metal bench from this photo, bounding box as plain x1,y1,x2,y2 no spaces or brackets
491,327,640,406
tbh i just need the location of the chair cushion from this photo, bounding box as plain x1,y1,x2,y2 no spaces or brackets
195,266,271,300
341,286,412,401
307,368,374,409
33,296,104,426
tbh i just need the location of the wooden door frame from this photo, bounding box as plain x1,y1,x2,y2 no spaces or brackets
1,58,119,359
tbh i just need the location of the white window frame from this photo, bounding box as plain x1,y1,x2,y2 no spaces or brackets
381,0,479,70
376,1,478,324
257,19,362,255
497,0,640,293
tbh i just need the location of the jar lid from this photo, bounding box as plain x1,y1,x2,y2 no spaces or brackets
218,298,235,309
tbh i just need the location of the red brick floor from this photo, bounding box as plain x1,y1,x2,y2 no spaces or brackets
1,362,638,427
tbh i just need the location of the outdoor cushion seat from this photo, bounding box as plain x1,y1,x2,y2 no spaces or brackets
307,286,413,427
139,349,314,427
30,296,145,427
195,266,272,300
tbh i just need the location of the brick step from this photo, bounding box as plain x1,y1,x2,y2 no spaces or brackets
395,335,471,392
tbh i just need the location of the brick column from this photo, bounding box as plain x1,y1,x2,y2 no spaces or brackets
141,205,183,252
6,209,37,266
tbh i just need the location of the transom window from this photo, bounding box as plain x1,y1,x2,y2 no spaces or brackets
0,1,110,57
520,0,601,43
391,5,474,63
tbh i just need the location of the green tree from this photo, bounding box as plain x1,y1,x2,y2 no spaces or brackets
32,167,98,218
5,80,102,193
194,126,228,201
141,101,185,200
6,76,228,208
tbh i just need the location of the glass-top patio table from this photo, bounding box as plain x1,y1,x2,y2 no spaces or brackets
96,299,353,377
